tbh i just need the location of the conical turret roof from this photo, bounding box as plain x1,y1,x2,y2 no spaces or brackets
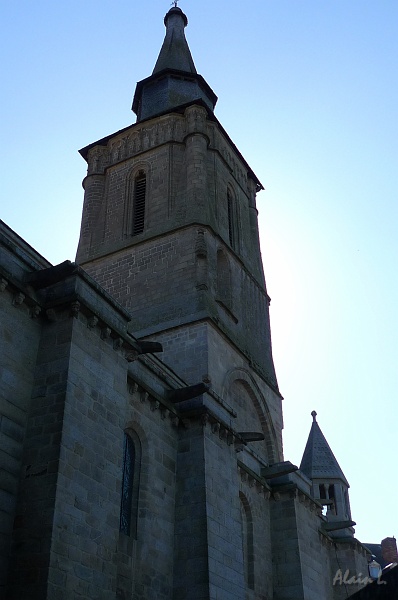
132,7,217,122
300,411,349,486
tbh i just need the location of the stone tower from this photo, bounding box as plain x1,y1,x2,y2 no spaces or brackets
75,7,285,597
76,6,283,463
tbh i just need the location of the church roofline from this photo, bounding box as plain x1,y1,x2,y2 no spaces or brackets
0,219,52,271
79,99,264,191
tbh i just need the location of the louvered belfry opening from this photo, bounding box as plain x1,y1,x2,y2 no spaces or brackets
133,172,146,235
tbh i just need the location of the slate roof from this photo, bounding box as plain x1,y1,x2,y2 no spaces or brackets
132,7,217,122
153,8,196,75
300,411,349,486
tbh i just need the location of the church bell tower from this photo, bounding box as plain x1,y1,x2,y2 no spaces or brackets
1,7,373,600
76,13,286,594
77,6,279,396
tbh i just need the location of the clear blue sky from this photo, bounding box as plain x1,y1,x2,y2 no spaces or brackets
1,1,397,544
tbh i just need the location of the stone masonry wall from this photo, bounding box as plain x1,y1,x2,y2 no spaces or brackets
207,323,283,463
173,415,249,600
77,106,264,284
147,319,283,465
82,228,200,338
330,539,370,600
77,103,277,390
83,223,278,394
0,282,41,593
4,267,181,600
294,495,334,600
270,487,334,600
173,420,209,599
122,384,178,600
6,308,76,599
0,226,50,595
204,425,246,600
238,473,273,599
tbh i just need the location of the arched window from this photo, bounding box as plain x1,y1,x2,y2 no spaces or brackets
119,431,141,538
132,171,146,235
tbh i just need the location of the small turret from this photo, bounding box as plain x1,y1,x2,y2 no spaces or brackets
301,411,354,535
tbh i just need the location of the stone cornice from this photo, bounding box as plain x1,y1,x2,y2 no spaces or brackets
126,378,180,428
271,481,323,512
79,101,263,190
0,267,42,319
332,537,372,557
237,460,272,496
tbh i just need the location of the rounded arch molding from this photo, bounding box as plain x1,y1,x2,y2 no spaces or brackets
123,420,150,494
124,420,148,457
126,160,152,181
222,367,279,464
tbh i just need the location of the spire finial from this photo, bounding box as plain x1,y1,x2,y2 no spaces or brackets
171,1,179,7
311,410,317,422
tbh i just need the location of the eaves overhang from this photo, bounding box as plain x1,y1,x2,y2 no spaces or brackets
132,68,218,116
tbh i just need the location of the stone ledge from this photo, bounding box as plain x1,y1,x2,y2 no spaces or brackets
0,219,51,271
237,459,272,496
270,481,323,513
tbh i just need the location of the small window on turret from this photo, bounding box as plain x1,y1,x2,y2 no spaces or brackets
319,484,326,500
329,484,336,515
133,172,146,235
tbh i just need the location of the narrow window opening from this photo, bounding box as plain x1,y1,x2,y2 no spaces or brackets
120,434,135,535
119,431,141,538
217,249,232,309
133,172,146,235
328,484,336,515
344,489,351,519
227,188,235,249
240,492,254,590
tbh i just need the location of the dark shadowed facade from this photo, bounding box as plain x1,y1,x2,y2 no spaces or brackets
1,7,373,600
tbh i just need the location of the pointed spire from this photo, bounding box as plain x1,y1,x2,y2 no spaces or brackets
300,411,349,486
132,7,217,122
152,7,196,75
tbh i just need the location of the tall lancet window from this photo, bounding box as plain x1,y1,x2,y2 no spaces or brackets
120,431,141,538
217,249,232,310
240,492,255,590
227,187,239,251
133,171,146,235
227,188,235,248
